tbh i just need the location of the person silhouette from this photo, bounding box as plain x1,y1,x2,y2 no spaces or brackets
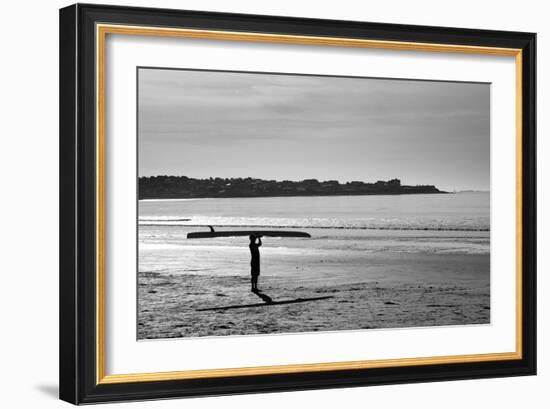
249,235,262,292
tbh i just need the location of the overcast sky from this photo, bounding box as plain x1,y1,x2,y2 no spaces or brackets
138,68,490,191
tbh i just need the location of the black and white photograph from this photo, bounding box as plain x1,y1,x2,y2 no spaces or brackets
137,67,490,340
51,2,538,406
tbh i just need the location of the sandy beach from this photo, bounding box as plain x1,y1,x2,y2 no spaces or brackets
138,251,489,339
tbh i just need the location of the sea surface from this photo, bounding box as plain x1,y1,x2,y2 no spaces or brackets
138,192,489,284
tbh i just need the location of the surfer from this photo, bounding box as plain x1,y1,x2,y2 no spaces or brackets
249,235,262,292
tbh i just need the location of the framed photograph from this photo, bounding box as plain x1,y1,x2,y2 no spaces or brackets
59,3,536,404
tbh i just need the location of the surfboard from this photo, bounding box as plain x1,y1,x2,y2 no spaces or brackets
187,230,311,239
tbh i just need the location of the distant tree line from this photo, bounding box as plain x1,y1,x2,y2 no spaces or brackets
138,176,445,199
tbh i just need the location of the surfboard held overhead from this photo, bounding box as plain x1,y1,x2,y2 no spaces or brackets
187,230,311,239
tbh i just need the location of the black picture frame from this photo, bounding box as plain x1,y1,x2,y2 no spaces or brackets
60,3,536,404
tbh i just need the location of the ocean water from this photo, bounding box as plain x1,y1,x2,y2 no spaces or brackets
138,192,490,284
139,192,489,231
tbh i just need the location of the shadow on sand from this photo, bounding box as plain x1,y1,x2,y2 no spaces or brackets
196,291,334,312
252,289,274,304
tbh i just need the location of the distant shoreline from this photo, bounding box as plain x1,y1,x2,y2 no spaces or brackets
139,176,447,200
138,191,451,201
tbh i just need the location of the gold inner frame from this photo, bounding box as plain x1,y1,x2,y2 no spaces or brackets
95,23,523,385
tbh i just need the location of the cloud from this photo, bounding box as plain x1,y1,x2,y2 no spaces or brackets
138,68,489,191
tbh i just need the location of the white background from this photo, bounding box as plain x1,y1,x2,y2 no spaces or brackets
0,0,546,408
